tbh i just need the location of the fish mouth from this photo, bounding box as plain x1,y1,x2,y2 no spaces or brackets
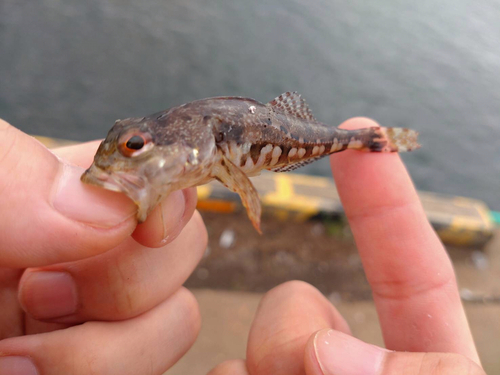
81,164,148,205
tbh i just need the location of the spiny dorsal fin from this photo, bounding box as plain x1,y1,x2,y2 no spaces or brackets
266,92,317,122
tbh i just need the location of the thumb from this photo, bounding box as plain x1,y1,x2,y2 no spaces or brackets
0,119,138,268
305,329,484,375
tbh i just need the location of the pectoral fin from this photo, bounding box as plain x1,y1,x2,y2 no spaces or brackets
213,154,262,233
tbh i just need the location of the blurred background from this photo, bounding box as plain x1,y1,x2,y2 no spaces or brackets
1,0,499,373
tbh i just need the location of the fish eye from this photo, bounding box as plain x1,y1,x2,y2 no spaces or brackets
119,132,153,157
126,135,145,150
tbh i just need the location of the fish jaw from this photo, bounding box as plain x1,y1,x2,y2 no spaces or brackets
81,164,125,193
81,164,156,222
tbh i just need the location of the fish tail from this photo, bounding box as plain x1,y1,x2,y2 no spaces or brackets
348,127,420,153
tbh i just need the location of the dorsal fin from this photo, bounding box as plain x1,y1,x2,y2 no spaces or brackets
266,92,317,122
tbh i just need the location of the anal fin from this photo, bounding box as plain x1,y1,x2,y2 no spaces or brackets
269,155,325,172
212,153,262,233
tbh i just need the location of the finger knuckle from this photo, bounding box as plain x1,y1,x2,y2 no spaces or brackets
370,269,457,302
172,287,201,340
259,280,325,313
0,118,14,133
264,280,318,301
0,122,20,175
104,254,148,317
178,287,200,319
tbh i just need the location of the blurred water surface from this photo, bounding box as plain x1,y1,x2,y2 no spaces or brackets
1,0,499,209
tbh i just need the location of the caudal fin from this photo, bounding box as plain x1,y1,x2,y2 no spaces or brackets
368,127,420,153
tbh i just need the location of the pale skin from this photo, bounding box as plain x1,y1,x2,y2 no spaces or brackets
0,117,485,374
209,119,485,375
0,118,206,374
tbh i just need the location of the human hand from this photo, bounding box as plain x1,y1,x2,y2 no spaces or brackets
0,119,207,374
208,118,484,375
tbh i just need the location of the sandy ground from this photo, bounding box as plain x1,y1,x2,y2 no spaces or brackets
168,212,500,374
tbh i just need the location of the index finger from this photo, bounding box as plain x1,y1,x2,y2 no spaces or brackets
330,118,479,363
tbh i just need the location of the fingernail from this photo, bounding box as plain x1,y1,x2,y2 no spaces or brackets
0,356,38,375
20,271,77,320
52,163,137,228
313,329,387,375
159,190,186,243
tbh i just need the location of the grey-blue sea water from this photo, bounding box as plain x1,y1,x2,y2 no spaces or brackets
1,0,499,209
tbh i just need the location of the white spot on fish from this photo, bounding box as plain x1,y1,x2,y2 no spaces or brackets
348,137,363,149
330,138,340,152
190,148,200,165
299,137,304,144
244,156,254,170
248,105,256,114
261,144,273,155
270,146,282,166
298,148,306,158
288,148,297,158
241,142,251,154
319,145,325,154
312,146,319,155
256,144,273,167
272,146,282,157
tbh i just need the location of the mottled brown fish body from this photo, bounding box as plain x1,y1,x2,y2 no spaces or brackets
81,92,420,232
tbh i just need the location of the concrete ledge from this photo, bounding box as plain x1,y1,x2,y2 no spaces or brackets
199,172,495,248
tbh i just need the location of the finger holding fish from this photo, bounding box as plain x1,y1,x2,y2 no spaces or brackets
21,138,204,322
131,187,198,247
0,120,139,268
0,121,206,375
53,140,198,248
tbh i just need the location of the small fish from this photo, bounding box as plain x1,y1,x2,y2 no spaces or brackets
81,92,420,232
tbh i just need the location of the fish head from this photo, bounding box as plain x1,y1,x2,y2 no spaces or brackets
81,116,215,222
